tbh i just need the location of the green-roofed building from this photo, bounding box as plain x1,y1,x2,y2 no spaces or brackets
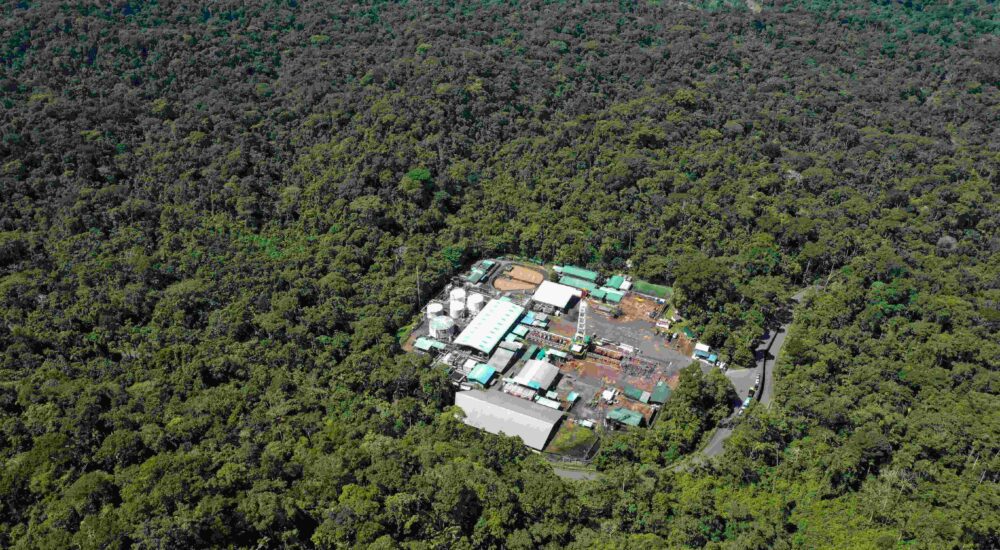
467,364,496,386
600,287,625,303
606,408,643,427
606,275,625,289
466,268,486,283
650,381,672,404
682,327,697,339
560,265,599,282
560,276,597,292
623,385,650,403
590,288,607,300
623,385,643,401
414,337,447,352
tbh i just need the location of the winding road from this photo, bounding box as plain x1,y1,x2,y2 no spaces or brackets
698,288,809,460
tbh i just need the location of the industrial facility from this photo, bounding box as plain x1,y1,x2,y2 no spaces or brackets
405,258,695,454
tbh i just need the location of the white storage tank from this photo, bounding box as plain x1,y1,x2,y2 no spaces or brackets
449,287,467,303
467,293,485,315
429,316,456,340
449,299,466,319
426,302,444,319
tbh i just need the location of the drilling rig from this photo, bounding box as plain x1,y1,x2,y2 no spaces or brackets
571,301,592,356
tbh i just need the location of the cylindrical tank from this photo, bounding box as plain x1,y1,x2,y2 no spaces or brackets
427,302,444,319
449,287,467,303
449,300,466,319
429,316,456,340
467,293,486,315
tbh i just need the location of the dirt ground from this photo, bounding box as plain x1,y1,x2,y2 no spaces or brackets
493,277,536,291
493,265,545,292
401,332,417,352
510,265,544,284
563,359,623,386
618,294,662,323
548,317,577,338
675,336,695,357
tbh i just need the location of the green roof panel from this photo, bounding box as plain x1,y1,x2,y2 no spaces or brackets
607,408,643,426
560,276,597,292
650,381,672,404
414,337,446,351
560,265,599,281
467,364,496,385
603,288,625,303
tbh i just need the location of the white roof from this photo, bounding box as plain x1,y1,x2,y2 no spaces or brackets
695,342,711,353
531,281,577,310
513,359,559,390
455,299,525,354
498,340,523,351
455,390,563,450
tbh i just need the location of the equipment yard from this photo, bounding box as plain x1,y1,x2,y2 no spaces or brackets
408,258,722,457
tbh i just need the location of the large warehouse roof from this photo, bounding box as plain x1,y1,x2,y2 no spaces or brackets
513,359,560,390
532,280,578,310
454,298,525,354
454,390,563,450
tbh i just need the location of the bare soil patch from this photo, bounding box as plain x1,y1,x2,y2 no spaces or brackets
619,294,661,323
493,265,545,292
509,265,544,284
494,277,536,291
675,336,695,357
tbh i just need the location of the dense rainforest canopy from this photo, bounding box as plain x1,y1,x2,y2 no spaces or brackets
1,0,997,548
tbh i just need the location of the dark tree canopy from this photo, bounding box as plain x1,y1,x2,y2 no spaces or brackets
0,0,997,548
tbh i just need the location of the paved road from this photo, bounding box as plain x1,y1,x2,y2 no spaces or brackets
698,288,810,460
760,288,809,407
552,466,600,480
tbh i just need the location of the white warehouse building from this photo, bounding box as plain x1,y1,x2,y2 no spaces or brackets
454,390,564,450
531,280,579,311
454,298,525,355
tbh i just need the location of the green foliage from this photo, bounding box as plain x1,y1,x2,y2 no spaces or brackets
597,363,736,469
632,280,672,299
0,0,996,547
